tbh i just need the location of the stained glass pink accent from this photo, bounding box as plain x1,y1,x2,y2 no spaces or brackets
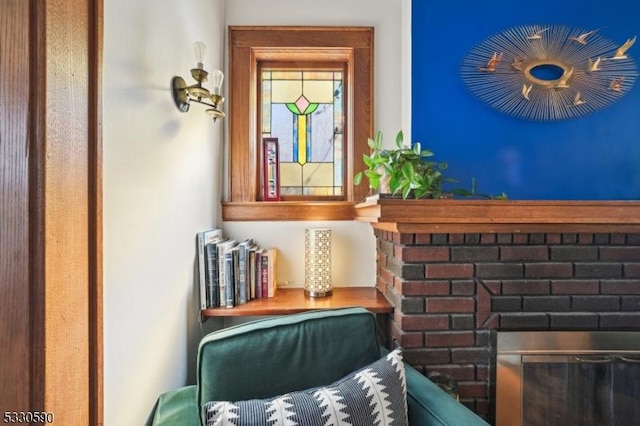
295,95,310,115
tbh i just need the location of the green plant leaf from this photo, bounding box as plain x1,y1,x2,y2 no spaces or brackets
402,186,411,199
388,174,400,192
364,169,381,180
374,131,383,150
364,170,381,189
395,130,404,148
401,161,415,180
368,176,380,189
412,142,421,155
414,186,429,199
354,171,363,185
362,154,374,168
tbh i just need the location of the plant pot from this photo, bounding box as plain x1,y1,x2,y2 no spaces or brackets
379,174,391,195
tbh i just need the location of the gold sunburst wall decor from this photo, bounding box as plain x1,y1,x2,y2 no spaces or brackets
461,24,638,121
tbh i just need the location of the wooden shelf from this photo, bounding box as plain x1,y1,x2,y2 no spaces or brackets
201,287,393,317
355,197,640,233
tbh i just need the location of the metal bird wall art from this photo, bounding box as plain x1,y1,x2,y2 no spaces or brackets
587,57,602,72
478,52,504,72
569,29,598,45
612,36,637,60
461,24,638,121
527,28,549,40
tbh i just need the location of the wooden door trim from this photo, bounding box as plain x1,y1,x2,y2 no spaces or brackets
88,0,104,424
28,0,103,423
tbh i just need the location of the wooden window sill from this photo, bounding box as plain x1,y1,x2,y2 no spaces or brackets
201,287,393,317
222,201,355,221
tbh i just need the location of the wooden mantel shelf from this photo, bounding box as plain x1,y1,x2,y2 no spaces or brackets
201,287,393,317
354,197,640,233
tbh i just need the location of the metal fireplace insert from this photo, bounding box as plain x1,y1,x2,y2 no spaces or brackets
496,331,640,426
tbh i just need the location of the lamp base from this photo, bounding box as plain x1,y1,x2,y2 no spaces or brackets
304,289,333,298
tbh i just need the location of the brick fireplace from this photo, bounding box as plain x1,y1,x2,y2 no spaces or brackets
355,198,640,423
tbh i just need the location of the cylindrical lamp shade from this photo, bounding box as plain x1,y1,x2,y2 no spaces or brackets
304,228,332,297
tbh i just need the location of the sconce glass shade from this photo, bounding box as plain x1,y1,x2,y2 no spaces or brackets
210,69,224,96
304,229,332,297
193,41,206,69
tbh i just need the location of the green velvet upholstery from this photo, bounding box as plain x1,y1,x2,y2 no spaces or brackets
197,308,380,408
151,386,199,426
151,307,489,426
406,364,489,425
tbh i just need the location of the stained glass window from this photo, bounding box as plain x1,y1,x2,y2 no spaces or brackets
261,69,344,198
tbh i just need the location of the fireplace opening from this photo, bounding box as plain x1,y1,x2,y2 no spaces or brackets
496,331,640,426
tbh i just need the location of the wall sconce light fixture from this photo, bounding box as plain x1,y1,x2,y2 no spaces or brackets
171,41,225,122
304,228,332,297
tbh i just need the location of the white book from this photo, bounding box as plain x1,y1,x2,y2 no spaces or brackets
267,247,278,298
216,239,238,307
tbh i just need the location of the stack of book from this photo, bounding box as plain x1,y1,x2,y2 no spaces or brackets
197,228,278,309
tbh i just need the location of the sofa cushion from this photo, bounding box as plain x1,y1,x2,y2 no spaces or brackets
202,349,408,426
197,308,381,408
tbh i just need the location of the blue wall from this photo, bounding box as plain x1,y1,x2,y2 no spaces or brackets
412,1,640,199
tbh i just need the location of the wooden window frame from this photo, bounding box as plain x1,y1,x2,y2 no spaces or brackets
223,26,374,221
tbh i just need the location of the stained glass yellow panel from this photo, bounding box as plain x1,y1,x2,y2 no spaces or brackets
303,80,334,103
303,163,334,187
303,71,334,80
271,80,303,103
280,163,302,187
271,71,302,80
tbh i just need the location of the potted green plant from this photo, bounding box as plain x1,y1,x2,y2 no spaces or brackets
354,130,507,200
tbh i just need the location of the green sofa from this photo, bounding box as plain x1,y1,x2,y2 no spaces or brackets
151,307,489,425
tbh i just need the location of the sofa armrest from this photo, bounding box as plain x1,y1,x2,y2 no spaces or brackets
405,363,490,426
151,385,201,426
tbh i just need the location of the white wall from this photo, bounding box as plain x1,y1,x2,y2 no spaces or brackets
103,0,225,424
222,0,406,289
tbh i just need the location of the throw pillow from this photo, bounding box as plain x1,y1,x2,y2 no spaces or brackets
202,349,408,426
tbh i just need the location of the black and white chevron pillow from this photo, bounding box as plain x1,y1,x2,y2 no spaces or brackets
202,349,408,426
